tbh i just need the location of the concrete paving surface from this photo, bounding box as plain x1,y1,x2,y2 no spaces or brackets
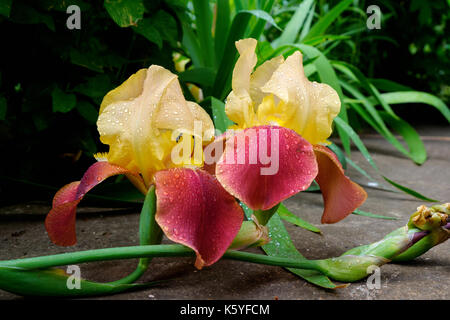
0,125,449,300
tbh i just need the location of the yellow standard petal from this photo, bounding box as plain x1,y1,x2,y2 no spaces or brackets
97,66,214,186
225,38,341,145
225,38,258,127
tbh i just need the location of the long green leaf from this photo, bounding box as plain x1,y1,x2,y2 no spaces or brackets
334,117,379,171
373,92,450,123
273,0,314,47
178,12,203,67
241,204,344,289
240,9,281,31
339,76,420,163
278,204,322,234
382,176,439,202
327,143,347,169
248,0,276,39
193,0,215,68
214,0,231,64
352,209,398,220
302,0,353,41
369,78,412,92
211,97,234,133
179,67,216,88
298,3,316,41
334,61,398,118
334,117,438,201
379,111,427,164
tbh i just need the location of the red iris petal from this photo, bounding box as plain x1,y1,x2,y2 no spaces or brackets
313,145,368,224
45,162,139,246
154,168,243,269
215,125,318,210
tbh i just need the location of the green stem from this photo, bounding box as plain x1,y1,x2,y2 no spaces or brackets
109,186,162,285
0,244,321,272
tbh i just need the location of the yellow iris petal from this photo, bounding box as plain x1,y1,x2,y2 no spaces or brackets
225,38,341,145
97,65,214,186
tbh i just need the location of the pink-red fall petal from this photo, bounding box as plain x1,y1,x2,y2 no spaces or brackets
313,145,368,224
45,162,140,246
154,168,244,269
215,126,318,211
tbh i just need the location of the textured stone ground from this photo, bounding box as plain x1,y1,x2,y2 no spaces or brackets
0,125,449,300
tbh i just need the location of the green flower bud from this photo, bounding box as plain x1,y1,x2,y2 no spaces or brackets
394,203,449,262
229,216,270,250
315,204,450,282
408,203,449,231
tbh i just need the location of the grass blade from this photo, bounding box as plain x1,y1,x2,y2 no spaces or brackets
278,203,322,234
214,0,231,65
302,0,353,41
334,116,379,171
379,111,427,164
374,92,450,123
382,176,439,202
369,78,412,92
298,2,316,41
248,0,276,39
273,0,314,47
339,77,421,163
193,0,215,68
178,12,203,67
352,209,398,220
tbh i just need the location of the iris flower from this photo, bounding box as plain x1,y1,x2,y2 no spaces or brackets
214,38,367,223
45,66,244,269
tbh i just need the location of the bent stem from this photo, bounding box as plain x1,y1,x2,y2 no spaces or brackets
109,186,162,285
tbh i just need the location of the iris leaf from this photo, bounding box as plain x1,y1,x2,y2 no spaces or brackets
278,204,322,234
241,203,345,289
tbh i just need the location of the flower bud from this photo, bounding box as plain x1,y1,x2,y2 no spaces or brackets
315,204,450,282
408,203,449,231
229,216,270,250
393,204,449,262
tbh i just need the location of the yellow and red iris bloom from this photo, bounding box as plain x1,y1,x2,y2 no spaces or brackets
45,66,243,269
214,38,367,223
46,39,366,270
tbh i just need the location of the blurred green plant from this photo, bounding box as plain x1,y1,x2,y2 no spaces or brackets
169,0,448,197
0,0,448,208
0,0,184,203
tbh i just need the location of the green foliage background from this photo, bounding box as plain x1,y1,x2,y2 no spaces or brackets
0,0,448,204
